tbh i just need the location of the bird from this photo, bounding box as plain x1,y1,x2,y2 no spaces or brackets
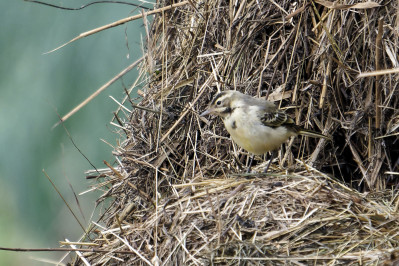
201,90,330,173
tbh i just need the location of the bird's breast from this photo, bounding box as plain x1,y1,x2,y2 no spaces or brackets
223,110,295,155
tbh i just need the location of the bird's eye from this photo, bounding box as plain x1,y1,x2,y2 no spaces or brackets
216,100,222,105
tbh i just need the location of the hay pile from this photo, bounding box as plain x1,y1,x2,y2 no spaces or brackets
81,166,399,265
74,0,399,264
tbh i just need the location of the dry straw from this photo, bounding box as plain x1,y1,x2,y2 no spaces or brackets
68,0,399,264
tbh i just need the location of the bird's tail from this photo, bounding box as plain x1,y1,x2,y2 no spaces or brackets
297,128,331,140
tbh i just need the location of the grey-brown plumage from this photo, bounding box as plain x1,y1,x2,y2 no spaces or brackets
201,90,330,155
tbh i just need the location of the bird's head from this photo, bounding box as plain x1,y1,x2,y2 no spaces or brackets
201,90,238,118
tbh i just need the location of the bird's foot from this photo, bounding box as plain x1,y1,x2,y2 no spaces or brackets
263,151,277,174
246,155,254,173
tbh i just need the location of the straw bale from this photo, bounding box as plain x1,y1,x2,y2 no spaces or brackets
76,0,399,264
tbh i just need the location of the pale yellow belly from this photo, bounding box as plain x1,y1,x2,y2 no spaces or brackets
223,116,296,155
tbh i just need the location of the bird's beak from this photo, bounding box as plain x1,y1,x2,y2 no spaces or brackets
200,108,212,116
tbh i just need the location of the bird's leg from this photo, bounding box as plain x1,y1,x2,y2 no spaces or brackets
247,155,254,173
264,150,277,173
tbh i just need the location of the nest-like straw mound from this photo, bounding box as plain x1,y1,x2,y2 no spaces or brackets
83,167,399,265
74,0,399,264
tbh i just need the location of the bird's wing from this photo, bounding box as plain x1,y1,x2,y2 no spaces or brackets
241,95,296,128
259,109,295,128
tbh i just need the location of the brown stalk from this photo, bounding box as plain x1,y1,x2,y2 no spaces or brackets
375,18,383,129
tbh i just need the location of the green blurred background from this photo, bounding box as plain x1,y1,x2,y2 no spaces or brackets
0,1,147,264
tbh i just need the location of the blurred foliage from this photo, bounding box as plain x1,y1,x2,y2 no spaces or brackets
0,1,144,264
